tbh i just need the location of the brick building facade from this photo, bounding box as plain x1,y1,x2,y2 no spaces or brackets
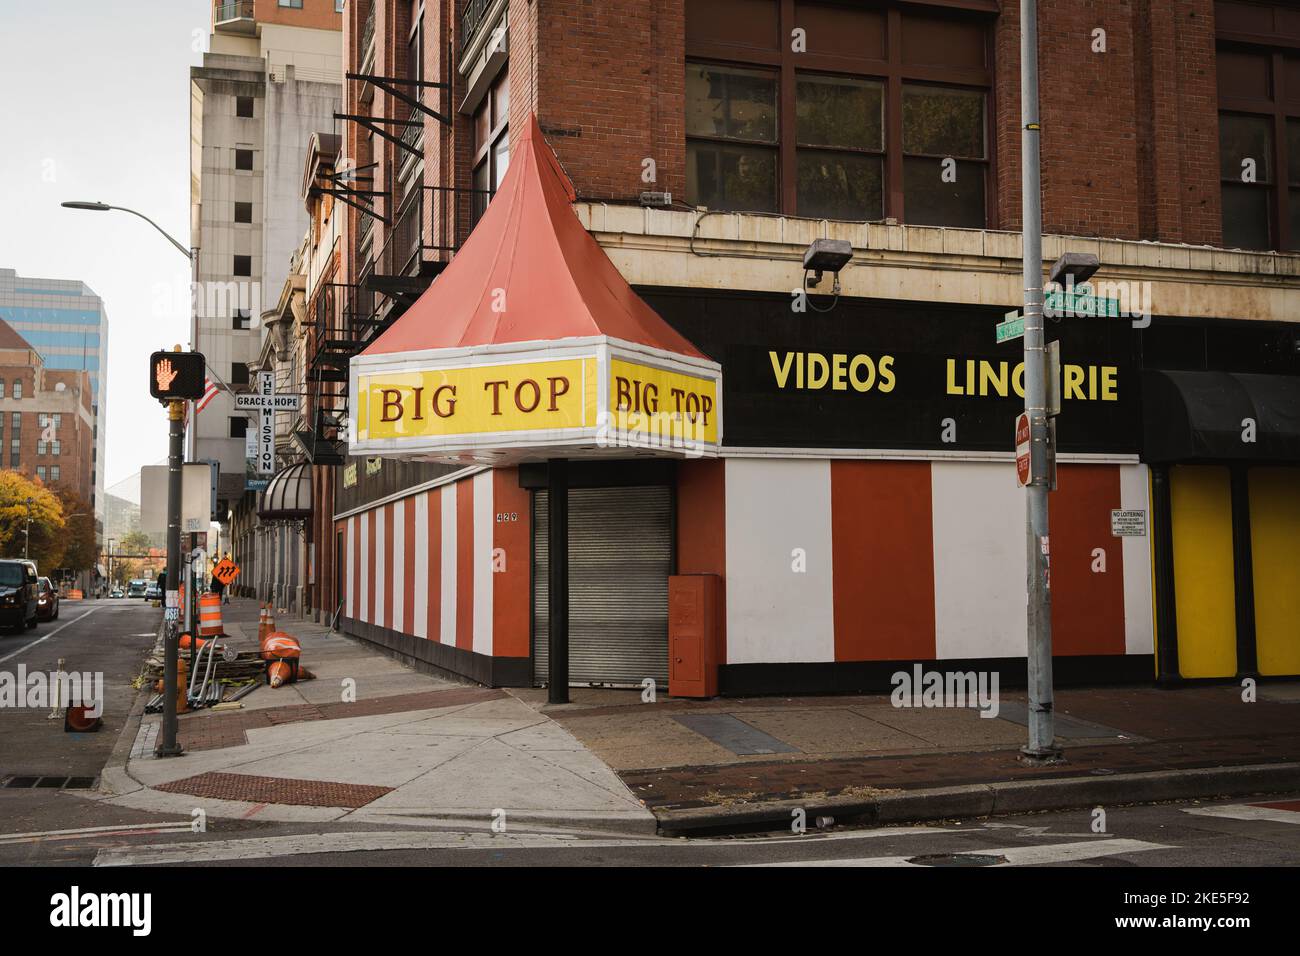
0,321,96,505
298,0,1299,692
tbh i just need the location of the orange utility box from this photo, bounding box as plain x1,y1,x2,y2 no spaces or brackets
668,574,722,698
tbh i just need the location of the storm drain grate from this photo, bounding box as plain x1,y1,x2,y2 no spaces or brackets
155,771,393,808
3,775,98,790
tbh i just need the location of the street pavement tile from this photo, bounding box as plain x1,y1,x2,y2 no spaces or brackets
228,731,484,787
357,737,639,813
555,710,742,770
154,771,392,808
737,709,930,755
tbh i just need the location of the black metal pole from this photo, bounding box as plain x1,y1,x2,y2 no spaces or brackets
156,400,184,757
547,458,569,704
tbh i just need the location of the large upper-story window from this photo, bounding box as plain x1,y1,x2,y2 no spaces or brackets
1216,41,1300,251
685,0,991,227
471,70,510,227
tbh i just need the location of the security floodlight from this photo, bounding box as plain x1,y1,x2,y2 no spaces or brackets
61,201,111,212
1049,252,1100,288
803,238,853,287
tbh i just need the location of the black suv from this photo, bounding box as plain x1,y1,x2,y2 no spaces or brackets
0,560,39,631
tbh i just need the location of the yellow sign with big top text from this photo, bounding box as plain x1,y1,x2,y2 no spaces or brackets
357,358,599,441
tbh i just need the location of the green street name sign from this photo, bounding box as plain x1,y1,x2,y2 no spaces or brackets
1044,288,1121,318
996,314,1026,343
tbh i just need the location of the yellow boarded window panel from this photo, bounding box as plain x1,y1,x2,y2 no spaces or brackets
1170,465,1237,679
1249,467,1300,676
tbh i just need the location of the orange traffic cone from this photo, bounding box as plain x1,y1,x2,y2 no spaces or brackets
257,604,270,642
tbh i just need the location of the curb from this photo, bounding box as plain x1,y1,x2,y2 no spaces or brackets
651,761,1300,836
97,624,165,798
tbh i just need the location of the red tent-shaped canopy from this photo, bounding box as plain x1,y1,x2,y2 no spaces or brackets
362,115,706,360
350,115,722,465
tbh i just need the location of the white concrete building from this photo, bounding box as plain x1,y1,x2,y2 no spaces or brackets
189,0,341,523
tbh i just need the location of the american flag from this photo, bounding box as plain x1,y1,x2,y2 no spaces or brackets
195,375,221,413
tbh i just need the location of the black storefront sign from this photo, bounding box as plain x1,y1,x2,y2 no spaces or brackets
645,289,1141,454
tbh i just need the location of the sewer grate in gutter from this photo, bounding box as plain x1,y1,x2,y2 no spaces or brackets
2,775,98,790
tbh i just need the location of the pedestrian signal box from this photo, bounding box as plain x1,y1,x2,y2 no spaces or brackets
150,350,207,401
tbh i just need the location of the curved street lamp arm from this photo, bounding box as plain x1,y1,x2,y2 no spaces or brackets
104,205,193,261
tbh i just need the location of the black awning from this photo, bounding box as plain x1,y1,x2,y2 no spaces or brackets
1142,369,1300,462
257,462,313,522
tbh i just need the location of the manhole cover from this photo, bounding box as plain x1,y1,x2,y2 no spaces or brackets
907,853,1008,867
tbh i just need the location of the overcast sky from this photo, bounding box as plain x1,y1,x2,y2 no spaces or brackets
0,1,212,488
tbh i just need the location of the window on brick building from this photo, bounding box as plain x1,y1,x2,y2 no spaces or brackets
686,0,990,226
37,440,46,455
8,440,17,467
51,440,60,457
11,412,20,431
0,378,5,398
50,466,59,483
37,466,45,482
471,70,510,227
278,0,304,8
1216,44,1300,251
12,380,21,399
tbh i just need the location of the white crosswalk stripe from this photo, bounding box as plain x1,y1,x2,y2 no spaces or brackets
1183,804,1300,825
742,838,1170,867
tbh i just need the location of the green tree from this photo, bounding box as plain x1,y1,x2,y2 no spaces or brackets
115,530,154,585
0,470,66,569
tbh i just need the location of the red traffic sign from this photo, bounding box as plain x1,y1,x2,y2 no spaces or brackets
1015,412,1032,487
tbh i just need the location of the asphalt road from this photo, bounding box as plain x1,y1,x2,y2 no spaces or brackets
0,597,161,832
1,603,1297,870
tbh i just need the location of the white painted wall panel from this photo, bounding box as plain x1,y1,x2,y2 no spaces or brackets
392,502,405,634
413,493,429,640
931,462,1028,659
440,485,458,646
375,506,386,627
359,510,370,623
473,471,494,656
724,459,835,664
1120,464,1155,655
345,517,355,619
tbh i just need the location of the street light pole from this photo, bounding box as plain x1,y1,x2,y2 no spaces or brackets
1019,0,1060,762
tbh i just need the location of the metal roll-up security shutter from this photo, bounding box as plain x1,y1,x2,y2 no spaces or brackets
533,485,672,687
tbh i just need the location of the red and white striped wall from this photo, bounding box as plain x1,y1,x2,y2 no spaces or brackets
683,457,1153,667
339,468,530,664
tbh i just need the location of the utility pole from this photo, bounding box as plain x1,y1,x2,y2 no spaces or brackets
157,394,185,757
1019,0,1060,762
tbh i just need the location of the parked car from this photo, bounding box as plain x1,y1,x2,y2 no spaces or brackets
0,559,39,631
110,588,124,599
36,576,59,621
127,579,148,598
145,583,161,602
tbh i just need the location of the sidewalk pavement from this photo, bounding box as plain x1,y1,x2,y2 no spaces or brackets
98,601,1300,838
98,599,655,835
522,680,1300,834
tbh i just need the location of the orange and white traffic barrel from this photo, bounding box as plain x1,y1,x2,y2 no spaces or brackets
198,592,223,637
